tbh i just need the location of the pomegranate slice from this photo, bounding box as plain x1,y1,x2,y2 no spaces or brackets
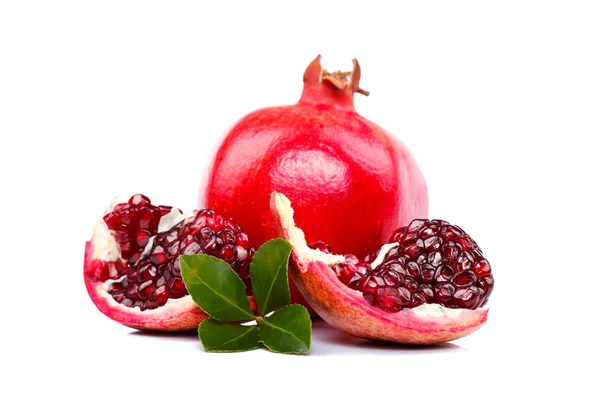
84,194,255,331
271,192,489,344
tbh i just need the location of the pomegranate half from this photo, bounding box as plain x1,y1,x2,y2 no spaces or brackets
271,192,489,344
84,194,256,331
202,56,428,307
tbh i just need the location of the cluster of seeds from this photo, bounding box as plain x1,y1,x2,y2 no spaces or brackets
95,194,255,311
310,219,494,312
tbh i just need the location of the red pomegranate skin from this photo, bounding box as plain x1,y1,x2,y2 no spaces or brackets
202,56,428,267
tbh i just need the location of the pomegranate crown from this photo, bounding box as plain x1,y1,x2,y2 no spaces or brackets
300,55,369,110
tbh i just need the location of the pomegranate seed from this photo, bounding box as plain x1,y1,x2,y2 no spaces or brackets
410,292,426,308
451,270,477,287
150,285,169,308
119,206,138,225
103,212,122,230
441,225,463,240
355,262,371,275
139,207,160,231
421,265,436,282
169,277,186,294
373,288,405,312
108,281,124,295
138,280,153,299
333,262,359,286
218,229,237,245
128,194,151,206
308,240,332,254
435,266,454,282
406,262,420,279
434,282,455,303
126,284,139,300
119,241,134,257
442,243,460,263
389,261,406,275
138,265,157,282
420,285,434,301
424,236,442,251
382,269,400,286
157,205,173,216
359,276,380,296
113,203,127,212
206,215,224,232
478,276,494,292
420,226,438,239
121,298,133,307
136,230,151,248
183,242,201,255
473,259,492,278
219,244,237,264
400,239,423,258
222,218,240,232
128,252,141,265
236,232,250,248
453,287,483,309
390,227,407,242
150,249,168,265
457,251,474,270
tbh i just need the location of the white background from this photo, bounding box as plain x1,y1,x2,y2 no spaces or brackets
1,1,598,399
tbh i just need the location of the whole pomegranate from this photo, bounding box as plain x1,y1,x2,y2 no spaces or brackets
83,194,256,331
202,56,428,305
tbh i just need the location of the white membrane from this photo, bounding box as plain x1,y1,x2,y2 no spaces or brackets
369,242,400,269
411,303,467,318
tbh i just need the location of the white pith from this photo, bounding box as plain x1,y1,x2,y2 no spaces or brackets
91,219,121,261
90,197,193,310
369,242,399,269
158,207,187,233
274,193,345,265
273,192,486,318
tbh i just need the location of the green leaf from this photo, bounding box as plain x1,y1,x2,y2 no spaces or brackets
180,254,254,321
198,318,259,352
259,304,311,354
250,238,293,316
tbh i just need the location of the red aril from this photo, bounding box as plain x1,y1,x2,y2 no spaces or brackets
202,56,428,308
84,194,255,331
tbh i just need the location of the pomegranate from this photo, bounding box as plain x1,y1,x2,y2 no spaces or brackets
202,56,428,308
84,194,255,331
271,192,490,344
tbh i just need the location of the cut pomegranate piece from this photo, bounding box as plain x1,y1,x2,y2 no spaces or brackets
84,194,255,331
271,192,490,344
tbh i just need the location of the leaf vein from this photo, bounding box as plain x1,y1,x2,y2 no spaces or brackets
262,319,306,346
262,256,287,313
210,326,256,350
189,269,252,319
